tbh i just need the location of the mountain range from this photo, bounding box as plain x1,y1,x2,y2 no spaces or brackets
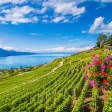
0,48,36,57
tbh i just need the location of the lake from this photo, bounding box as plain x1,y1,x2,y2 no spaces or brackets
0,52,74,69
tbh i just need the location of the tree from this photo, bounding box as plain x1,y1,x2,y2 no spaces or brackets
96,41,100,47
96,34,107,48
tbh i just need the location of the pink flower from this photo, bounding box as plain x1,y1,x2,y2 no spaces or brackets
94,54,98,58
93,58,97,63
88,62,94,66
95,86,98,89
91,54,98,58
84,66,86,70
109,54,112,59
89,80,95,87
104,57,110,63
100,64,105,71
84,73,87,80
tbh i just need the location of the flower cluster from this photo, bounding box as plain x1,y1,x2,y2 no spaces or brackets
84,52,112,90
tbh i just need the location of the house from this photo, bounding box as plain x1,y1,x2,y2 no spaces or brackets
104,45,112,50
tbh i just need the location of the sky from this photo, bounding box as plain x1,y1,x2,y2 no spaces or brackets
0,0,112,52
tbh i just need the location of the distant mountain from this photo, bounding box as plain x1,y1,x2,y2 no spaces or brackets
0,48,36,57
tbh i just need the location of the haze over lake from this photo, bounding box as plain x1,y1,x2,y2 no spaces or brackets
0,52,74,69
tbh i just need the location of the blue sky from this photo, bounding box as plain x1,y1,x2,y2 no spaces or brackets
0,0,112,52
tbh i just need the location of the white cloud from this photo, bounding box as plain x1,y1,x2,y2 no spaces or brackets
43,15,48,18
0,45,32,52
72,46,93,52
89,16,104,33
63,19,69,23
42,19,48,23
0,6,38,24
42,0,85,23
95,0,112,2
30,33,43,36
88,16,112,34
1,46,14,50
53,16,65,23
43,0,85,16
0,44,93,52
0,0,27,5
0,45,16,51
0,0,111,24
36,7,47,14
30,46,93,52
101,0,112,2
81,30,87,33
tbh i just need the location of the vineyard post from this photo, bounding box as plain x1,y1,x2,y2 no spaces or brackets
63,87,65,95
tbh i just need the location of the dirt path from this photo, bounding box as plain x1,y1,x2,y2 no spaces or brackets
100,89,109,102
28,61,63,83
0,61,63,95
18,71,32,76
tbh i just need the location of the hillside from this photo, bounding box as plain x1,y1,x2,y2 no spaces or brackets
0,48,36,57
0,48,112,112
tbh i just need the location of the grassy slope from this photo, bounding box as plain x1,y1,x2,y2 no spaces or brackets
0,48,111,112
0,58,61,93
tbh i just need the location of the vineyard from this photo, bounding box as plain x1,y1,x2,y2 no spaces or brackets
0,48,112,112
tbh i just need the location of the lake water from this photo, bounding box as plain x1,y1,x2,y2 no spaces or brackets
0,53,74,69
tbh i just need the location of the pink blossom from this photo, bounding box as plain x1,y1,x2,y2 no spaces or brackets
94,54,98,58
92,54,98,58
100,64,105,71
109,54,112,59
84,66,86,70
93,58,97,63
88,62,94,66
89,80,95,87
104,57,110,62
95,86,98,89
84,73,87,80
